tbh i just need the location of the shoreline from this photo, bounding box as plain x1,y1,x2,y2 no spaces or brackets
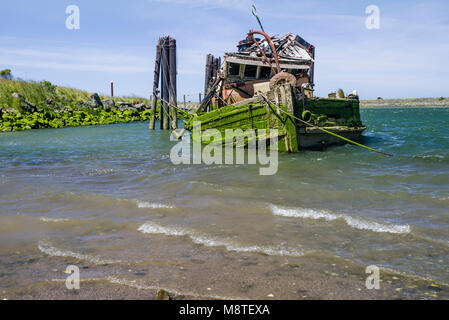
360,97,449,108
2,248,447,300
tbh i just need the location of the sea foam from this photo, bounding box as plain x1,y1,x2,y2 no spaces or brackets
106,276,239,300
270,205,411,234
138,222,304,257
39,217,70,223
38,240,120,265
136,201,175,209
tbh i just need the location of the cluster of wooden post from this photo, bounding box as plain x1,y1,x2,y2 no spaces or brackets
204,54,220,96
150,36,178,130
204,54,220,112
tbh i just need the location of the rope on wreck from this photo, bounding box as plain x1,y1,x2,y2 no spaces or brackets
260,95,394,157
159,95,199,139
156,96,194,114
156,82,227,140
151,95,193,139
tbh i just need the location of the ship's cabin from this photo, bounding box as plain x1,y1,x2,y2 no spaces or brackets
225,61,309,82
204,33,316,104
222,54,313,103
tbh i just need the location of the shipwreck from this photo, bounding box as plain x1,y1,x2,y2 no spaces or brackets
183,26,367,153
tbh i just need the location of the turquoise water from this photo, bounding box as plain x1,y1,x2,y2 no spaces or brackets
0,108,448,299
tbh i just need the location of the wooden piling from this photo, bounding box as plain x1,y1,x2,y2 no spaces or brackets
204,54,213,96
150,39,162,130
195,76,223,113
309,46,315,86
203,54,222,112
150,36,178,130
168,37,177,129
161,37,170,130
211,57,219,111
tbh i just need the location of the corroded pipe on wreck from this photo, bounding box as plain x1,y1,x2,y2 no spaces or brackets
247,30,281,74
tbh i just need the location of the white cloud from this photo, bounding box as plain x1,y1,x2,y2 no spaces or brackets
0,46,152,73
149,0,253,11
314,38,449,98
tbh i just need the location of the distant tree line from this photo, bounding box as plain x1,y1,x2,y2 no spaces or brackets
0,69,12,80
0,69,25,82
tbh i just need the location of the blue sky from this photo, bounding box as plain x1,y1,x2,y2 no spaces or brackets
1,0,448,99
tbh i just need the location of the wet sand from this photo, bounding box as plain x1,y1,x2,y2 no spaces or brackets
1,242,447,300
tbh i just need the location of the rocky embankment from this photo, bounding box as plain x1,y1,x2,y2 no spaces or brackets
0,92,159,132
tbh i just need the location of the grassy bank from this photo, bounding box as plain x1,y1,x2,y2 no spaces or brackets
0,79,176,132
0,78,149,109
360,97,449,108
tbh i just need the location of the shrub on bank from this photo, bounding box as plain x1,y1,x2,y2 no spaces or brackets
0,107,158,132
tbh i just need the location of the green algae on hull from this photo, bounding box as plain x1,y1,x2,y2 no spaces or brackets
186,102,297,152
185,84,366,152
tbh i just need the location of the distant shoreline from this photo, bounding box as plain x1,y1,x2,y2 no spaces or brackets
360,97,449,108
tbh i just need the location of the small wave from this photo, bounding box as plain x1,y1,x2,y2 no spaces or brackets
417,155,444,159
189,235,304,257
41,191,175,211
84,168,115,176
138,222,304,257
138,221,186,236
106,276,239,300
39,217,70,223
51,277,104,283
136,201,175,209
0,175,8,184
270,205,411,234
433,196,449,201
412,154,447,163
379,266,449,287
38,240,120,265
270,206,339,221
190,180,226,191
343,216,411,234
413,233,449,249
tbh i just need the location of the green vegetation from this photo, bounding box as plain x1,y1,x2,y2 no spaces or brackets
187,102,296,152
0,78,149,110
0,107,157,132
0,78,90,110
0,69,13,80
0,78,172,132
